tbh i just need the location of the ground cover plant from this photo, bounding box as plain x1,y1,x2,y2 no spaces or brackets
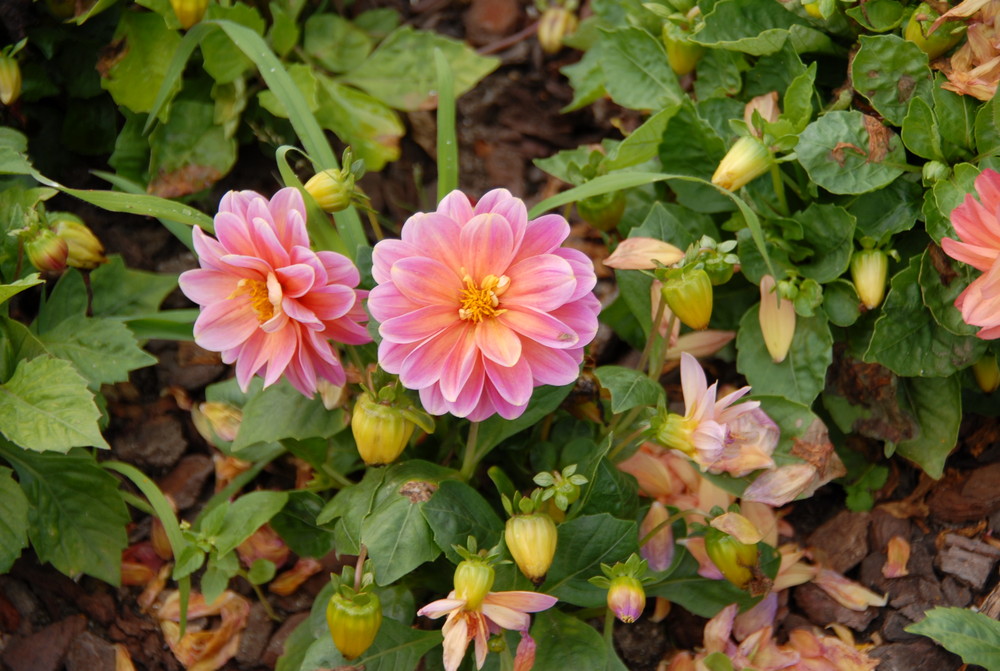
0,0,999,670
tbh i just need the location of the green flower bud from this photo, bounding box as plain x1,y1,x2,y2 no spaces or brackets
505,512,558,583
904,3,965,60
351,393,415,466
704,527,758,589
850,248,888,310
661,267,713,330
170,0,209,30
922,160,951,184
607,575,645,623
304,168,356,213
973,353,1000,394
326,589,382,660
25,229,68,273
712,136,772,192
662,25,705,76
453,558,495,610
577,190,626,232
0,55,21,106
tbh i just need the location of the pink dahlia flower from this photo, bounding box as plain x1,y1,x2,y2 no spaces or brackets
368,189,600,420
942,168,1000,338
179,188,370,397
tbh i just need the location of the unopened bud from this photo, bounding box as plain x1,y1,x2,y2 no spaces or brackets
744,92,781,135
973,353,1000,393
712,136,772,192
603,237,684,270
170,0,208,30
850,248,888,309
316,378,348,410
538,6,578,54
607,576,645,623
304,169,355,213
453,558,495,610
326,589,382,660
25,228,68,273
577,190,626,232
505,512,558,583
662,20,704,76
704,527,758,589
904,3,965,59
759,275,796,363
351,393,415,465
0,55,21,105
661,267,713,330
197,402,242,442
51,214,106,269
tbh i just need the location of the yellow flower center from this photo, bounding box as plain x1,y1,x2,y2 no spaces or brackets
231,278,275,323
458,273,510,323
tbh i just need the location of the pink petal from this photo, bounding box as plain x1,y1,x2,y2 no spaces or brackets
315,250,360,287
474,188,528,249
475,318,522,367
556,247,599,300
371,239,420,285
378,340,419,375
511,214,569,263
266,187,309,249
417,598,464,619
391,256,463,306
520,339,581,386
214,211,260,258
435,190,474,224
399,326,466,389
179,269,239,306
276,264,316,298
941,237,998,271
194,301,258,351
297,284,357,322
460,213,516,280
438,328,479,403
380,305,457,343
441,614,469,671
281,298,322,329
192,227,228,270
218,190,256,220
368,283,421,324
481,603,530,632
499,307,579,349
260,325,298,387
484,591,558,613
503,255,576,312
484,355,533,407
400,212,464,271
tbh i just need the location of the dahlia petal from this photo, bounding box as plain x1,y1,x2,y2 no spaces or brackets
435,190,474,224
480,604,530,632
372,239,419,284
503,255,577,312
267,187,310,249
556,247,599,300
192,227,227,270
260,326,298,388
483,591,558,613
380,304,457,343
297,284,356,322
465,387,504,421
399,326,466,389
219,253,272,277
219,190,256,220
417,597,464,619
680,353,709,410
499,307,579,348
276,264,317,298
194,301,259,351
401,213,464,270
484,355,533,407
391,256,463,306
954,197,1000,249
321,315,372,345
941,237,999,271
281,298,322,329
475,318,522,367
460,213,516,280
419,383,450,416
474,188,528,250
368,283,421,323
511,214,569,262
472,613,490,670
316,250,361,286
439,327,479,403
484,380,528,419
549,294,602,343
444,358,485,416
234,330,269,391
520,339,581,386
441,615,470,671
249,213,291,269
214,211,260,257
178,269,239,306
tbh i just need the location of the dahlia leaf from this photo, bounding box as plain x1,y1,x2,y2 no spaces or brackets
907,607,1000,669
0,466,28,573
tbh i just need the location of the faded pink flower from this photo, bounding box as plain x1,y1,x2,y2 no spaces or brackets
417,588,557,671
942,168,1000,338
179,188,370,396
369,189,600,420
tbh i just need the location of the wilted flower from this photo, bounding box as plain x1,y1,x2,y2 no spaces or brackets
179,188,371,397
368,189,600,420
883,536,911,578
759,275,796,363
814,568,887,611
159,590,250,671
709,407,779,477
270,557,324,596
603,237,685,270
236,524,289,569
942,168,1000,338
935,0,1000,100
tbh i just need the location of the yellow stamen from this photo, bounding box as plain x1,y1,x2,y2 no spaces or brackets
230,278,274,323
458,273,510,323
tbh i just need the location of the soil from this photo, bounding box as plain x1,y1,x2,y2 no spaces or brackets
1,1,999,671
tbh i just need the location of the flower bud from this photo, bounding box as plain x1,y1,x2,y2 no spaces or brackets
505,512,558,583
326,589,382,660
197,402,242,442
607,575,645,623
661,267,713,330
577,190,626,232
802,1,823,18
537,6,578,54
51,214,107,269
170,0,208,30
0,55,21,106
922,160,951,184
25,228,68,273
712,136,772,192
704,527,758,589
973,353,1000,393
654,412,696,456
758,275,795,363
351,393,415,466
453,558,495,610
639,501,674,572
603,237,684,270
850,249,888,309
304,169,355,213
664,34,705,77
904,3,965,60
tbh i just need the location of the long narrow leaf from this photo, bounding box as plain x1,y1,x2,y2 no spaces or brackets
528,172,775,278
143,22,214,135
435,48,458,200
92,171,196,249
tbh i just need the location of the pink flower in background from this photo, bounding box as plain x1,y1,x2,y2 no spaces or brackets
368,189,600,420
942,168,1000,338
179,188,370,397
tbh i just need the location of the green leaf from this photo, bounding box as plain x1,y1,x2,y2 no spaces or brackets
847,175,922,240
851,35,932,126
692,0,806,55
932,76,978,161
0,357,108,452
1,444,128,584
865,254,986,377
796,110,907,195
435,49,458,201
736,308,833,406
823,279,862,327
100,12,182,114
201,3,266,84
894,376,961,479
475,384,574,456
560,45,606,113
247,558,277,585
340,26,499,112
790,203,856,284
91,255,178,318
422,480,504,563
975,90,1000,157
656,102,730,213
200,564,231,605
540,514,638,607
361,489,440,585
317,467,385,554
232,381,347,451
921,248,980,336
0,274,43,305
603,106,680,171
0,466,29,573
902,97,944,161
907,607,1000,668
594,366,664,413
575,456,639,520
924,163,980,243
597,27,683,111
844,0,905,31
36,315,157,388
269,490,335,559
300,618,440,671
213,490,289,556
532,609,623,671
303,13,372,73
267,2,300,58
315,78,403,172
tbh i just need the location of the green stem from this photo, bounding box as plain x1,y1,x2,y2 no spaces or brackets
636,294,667,375
434,49,458,200
459,422,481,481
650,313,676,381
769,162,789,217
239,569,282,621
607,423,648,462
354,544,368,592
320,463,355,489
603,607,615,648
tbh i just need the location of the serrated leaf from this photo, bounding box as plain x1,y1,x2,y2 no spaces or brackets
1,444,127,584
797,111,907,195
0,466,29,573
422,480,504,563
340,26,499,112
99,12,182,114
232,381,347,451
851,35,932,126
0,357,108,451
594,366,663,413
540,514,637,607
36,316,156,388
597,27,683,111
907,607,1000,668
213,490,289,557
90,255,178,318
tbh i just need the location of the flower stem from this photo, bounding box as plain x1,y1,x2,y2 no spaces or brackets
636,292,667,375
770,163,789,217
649,313,676,381
603,607,615,648
459,421,481,481
239,570,281,621
354,544,368,592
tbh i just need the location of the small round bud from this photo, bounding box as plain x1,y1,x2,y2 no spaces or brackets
304,169,355,213
25,229,68,273
170,0,209,30
973,353,1000,394
850,249,888,310
661,267,713,331
505,512,558,583
453,559,495,610
51,214,107,269
326,590,382,660
577,190,626,232
704,527,758,589
351,394,415,466
0,55,21,106
607,575,645,623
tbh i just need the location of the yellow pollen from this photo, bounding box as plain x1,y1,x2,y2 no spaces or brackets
230,278,274,323
458,273,510,323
